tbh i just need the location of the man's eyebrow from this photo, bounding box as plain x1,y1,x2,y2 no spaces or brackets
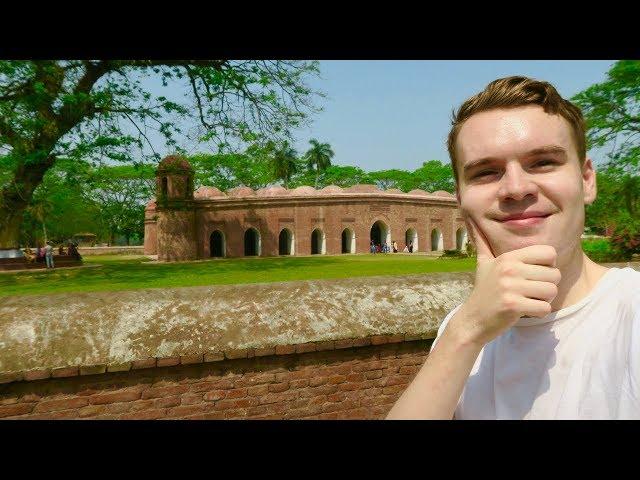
463,145,568,174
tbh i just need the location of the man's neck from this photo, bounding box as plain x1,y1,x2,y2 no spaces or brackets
551,244,609,312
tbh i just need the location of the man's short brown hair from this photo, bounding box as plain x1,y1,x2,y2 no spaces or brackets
447,76,587,184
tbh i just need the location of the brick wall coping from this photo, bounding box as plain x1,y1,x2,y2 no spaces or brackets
0,332,435,385
0,272,474,385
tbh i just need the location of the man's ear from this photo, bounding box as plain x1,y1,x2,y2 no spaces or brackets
582,157,597,205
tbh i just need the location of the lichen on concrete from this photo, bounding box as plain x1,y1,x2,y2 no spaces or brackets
0,272,474,374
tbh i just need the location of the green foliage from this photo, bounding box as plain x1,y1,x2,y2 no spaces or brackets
581,237,629,262
571,60,640,177
609,211,640,260
304,139,334,188
0,60,322,248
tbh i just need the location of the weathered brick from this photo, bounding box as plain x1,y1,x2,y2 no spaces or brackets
78,364,106,376
23,369,51,381
157,356,180,368
268,382,289,393
29,410,81,419
180,354,204,365
129,399,155,412
154,396,181,408
275,369,311,382
0,397,18,405
224,408,249,419
224,349,249,360
399,365,420,375
289,379,309,389
259,391,298,405
327,375,346,384
322,399,357,413
352,337,371,348
400,357,425,366
365,370,383,379
386,334,405,344
225,388,248,399
337,407,370,420
338,382,361,392
310,376,327,387
247,384,269,396
247,405,269,417
382,385,406,395
234,373,274,387
334,339,355,349
185,411,226,420
90,390,142,405
104,403,132,414
181,393,203,405
295,343,317,354
275,344,295,355
34,397,88,413
120,408,166,420
167,404,207,418
0,372,23,384
203,390,226,402
346,372,365,382
141,385,189,399
314,340,335,351
384,375,409,387
131,358,156,370
251,346,273,357
316,412,340,420
21,393,41,402
370,335,390,345
51,366,79,378
327,392,347,403
0,403,35,418
107,362,132,373
214,398,259,411
78,405,106,418
203,352,225,362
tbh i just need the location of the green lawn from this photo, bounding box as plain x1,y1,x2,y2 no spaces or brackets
0,253,476,298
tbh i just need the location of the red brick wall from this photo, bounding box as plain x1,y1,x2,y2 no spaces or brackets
0,340,431,420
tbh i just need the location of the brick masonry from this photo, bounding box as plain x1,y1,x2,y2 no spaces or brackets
0,339,431,420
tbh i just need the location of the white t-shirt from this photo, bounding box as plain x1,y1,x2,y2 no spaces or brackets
431,267,640,419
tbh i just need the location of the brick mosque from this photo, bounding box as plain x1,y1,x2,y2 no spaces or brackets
144,155,468,261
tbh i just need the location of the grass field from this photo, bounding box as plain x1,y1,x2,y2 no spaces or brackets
0,253,476,298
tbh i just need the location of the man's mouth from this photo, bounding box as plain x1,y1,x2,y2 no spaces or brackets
496,212,552,227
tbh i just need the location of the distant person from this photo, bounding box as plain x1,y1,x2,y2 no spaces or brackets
403,244,409,253
58,244,65,256
409,241,414,253
44,242,54,269
23,247,36,264
370,240,376,254
393,241,398,253
68,242,82,261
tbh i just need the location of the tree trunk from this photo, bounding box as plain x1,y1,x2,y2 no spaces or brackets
42,222,48,244
0,153,56,249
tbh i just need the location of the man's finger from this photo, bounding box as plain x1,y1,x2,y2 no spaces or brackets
505,244,557,267
465,214,495,260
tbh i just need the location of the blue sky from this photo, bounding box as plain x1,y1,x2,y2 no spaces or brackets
141,60,617,172
290,60,616,171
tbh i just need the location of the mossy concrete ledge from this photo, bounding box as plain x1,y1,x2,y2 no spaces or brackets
0,272,474,383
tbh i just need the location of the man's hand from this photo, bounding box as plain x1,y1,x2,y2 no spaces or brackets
449,215,562,347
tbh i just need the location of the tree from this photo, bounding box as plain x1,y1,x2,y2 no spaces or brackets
571,60,640,176
304,139,334,188
369,169,414,190
0,60,321,249
411,160,456,193
271,141,300,189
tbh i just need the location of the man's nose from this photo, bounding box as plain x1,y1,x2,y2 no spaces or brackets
497,164,538,201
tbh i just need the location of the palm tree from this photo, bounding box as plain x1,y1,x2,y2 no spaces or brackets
272,141,299,189
305,139,334,188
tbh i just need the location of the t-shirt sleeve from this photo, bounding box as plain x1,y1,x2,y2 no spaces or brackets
430,303,464,353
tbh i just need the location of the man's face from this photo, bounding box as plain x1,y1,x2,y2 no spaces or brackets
455,105,596,258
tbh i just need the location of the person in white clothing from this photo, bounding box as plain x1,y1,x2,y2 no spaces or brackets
387,76,640,420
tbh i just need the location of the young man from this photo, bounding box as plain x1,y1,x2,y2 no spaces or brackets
387,76,640,420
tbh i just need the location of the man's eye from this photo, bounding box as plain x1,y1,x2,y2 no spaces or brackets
473,170,498,179
532,159,556,168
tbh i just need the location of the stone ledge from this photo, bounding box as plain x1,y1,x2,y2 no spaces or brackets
0,332,435,385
